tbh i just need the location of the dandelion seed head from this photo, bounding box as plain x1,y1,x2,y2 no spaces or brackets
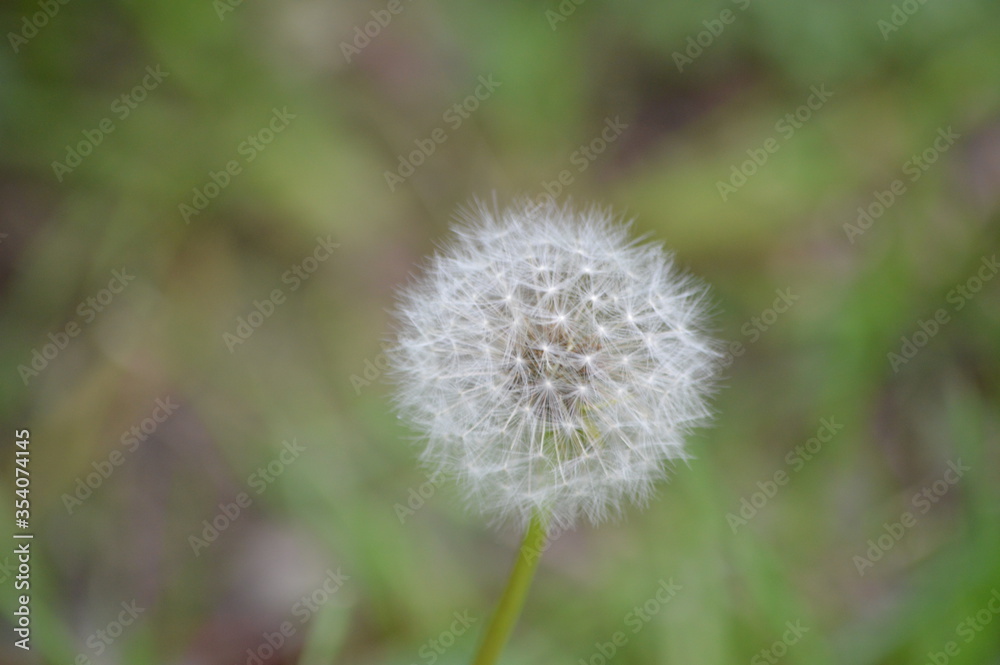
389,199,719,531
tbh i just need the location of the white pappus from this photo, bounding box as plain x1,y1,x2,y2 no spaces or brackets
389,199,719,532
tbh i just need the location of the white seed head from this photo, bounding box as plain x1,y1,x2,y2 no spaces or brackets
389,199,719,532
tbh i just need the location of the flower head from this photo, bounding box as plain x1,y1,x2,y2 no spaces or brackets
390,199,718,531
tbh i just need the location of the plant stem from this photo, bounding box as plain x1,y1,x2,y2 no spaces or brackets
471,512,547,665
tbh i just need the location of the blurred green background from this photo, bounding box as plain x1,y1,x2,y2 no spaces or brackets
2,1,999,664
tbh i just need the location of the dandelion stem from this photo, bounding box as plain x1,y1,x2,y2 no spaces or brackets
471,512,547,665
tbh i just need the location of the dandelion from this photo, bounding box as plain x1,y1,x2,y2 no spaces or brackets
389,198,719,664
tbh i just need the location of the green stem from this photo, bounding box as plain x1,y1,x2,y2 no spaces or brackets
471,513,547,665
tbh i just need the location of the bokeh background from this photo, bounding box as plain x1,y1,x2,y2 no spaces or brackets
2,1,999,664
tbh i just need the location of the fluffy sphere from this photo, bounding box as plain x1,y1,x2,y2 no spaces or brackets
389,200,718,531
